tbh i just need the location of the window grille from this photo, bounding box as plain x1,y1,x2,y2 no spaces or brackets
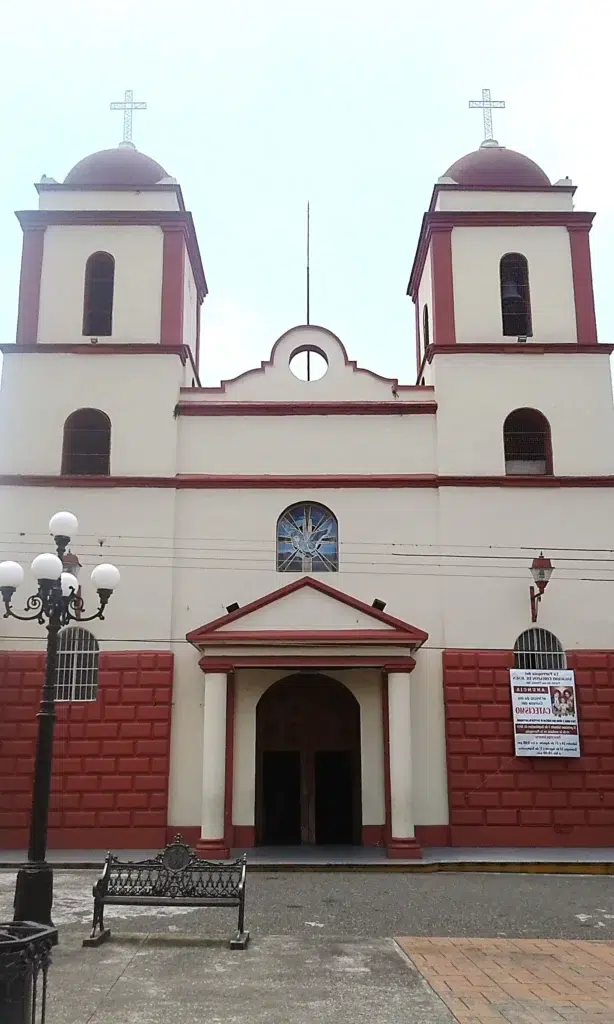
55,627,99,701
61,409,111,475
503,409,552,476
513,628,566,670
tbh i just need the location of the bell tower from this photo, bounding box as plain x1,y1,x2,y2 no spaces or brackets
406,99,613,478
1,140,207,478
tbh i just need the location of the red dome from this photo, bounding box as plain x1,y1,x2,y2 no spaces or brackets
444,145,550,188
64,144,168,187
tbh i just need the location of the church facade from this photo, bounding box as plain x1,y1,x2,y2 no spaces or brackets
1,136,614,857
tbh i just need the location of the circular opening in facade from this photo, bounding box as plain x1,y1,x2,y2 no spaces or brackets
289,345,328,382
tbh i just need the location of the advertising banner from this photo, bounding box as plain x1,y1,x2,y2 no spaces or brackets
509,669,580,757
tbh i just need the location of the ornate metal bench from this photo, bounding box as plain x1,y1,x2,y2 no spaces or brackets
83,835,249,950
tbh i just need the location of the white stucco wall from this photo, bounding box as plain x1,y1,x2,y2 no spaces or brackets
416,245,433,378
0,352,183,476
178,414,436,475
38,189,182,212
432,351,614,476
435,189,574,213
451,226,577,345
37,225,164,344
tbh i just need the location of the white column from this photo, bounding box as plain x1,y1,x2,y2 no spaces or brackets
387,671,421,856
199,672,228,849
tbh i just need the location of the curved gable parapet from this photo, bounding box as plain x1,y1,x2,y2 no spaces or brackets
184,325,426,403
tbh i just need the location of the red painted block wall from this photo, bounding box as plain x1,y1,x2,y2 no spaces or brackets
0,650,174,850
444,650,614,847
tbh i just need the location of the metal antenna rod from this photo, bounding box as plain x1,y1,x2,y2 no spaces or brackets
306,201,311,327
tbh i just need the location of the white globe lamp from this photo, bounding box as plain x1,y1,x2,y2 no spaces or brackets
91,563,121,592
31,553,63,581
49,511,79,540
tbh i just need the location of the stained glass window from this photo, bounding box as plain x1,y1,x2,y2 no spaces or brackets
277,503,338,573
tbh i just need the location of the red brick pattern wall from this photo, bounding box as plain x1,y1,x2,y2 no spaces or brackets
444,650,614,846
0,650,174,849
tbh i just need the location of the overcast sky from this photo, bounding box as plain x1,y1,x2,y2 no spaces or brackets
0,0,611,385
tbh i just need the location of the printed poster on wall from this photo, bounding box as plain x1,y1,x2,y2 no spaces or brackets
509,669,580,757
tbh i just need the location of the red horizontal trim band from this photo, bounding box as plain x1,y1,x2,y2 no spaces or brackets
0,342,187,359
407,209,595,298
426,343,614,358
15,209,207,299
4,473,614,489
175,401,437,417
199,629,419,645
199,656,417,670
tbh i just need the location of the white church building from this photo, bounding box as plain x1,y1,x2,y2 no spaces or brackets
1,129,614,857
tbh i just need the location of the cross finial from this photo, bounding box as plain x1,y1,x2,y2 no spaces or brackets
468,88,505,145
110,89,147,145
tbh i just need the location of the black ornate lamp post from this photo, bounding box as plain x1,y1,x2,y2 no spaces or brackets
0,511,120,928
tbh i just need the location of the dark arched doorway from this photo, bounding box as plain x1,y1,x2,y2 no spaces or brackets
256,674,362,846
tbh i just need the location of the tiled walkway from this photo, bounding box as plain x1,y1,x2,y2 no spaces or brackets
396,937,614,1023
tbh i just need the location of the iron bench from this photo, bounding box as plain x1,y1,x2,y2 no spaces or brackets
83,835,249,950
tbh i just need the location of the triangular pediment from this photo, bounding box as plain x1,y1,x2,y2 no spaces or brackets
186,577,427,648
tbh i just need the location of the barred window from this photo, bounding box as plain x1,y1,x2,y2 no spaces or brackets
62,408,111,475
514,628,566,670
500,252,532,338
55,627,99,701
83,251,114,337
503,408,552,476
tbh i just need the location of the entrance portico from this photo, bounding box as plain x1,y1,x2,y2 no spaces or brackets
186,577,428,859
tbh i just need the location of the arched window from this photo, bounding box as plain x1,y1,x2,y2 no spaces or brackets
422,305,430,348
500,253,532,337
514,628,566,670
83,252,115,337
62,409,111,475
503,408,552,475
277,503,338,572
55,627,100,701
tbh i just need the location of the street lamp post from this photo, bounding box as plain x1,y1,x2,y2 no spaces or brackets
0,512,120,928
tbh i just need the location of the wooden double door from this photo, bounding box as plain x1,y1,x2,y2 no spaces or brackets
255,674,362,846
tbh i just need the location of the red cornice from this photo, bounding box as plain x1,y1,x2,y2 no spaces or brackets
187,575,428,645
175,401,437,417
5,472,614,489
199,656,416,671
407,209,595,299
15,208,207,300
426,343,614,359
198,629,421,645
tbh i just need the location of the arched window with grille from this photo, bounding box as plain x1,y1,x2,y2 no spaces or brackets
503,408,552,476
62,409,111,475
514,628,566,670
500,253,532,337
277,502,339,572
83,251,115,337
55,627,100,701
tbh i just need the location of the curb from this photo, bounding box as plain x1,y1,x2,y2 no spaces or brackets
0,860,612,874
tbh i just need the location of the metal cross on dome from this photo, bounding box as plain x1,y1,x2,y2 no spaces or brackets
468,88,505,143
110,89,147,144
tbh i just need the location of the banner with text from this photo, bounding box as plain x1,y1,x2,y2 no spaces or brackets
509,669,580,757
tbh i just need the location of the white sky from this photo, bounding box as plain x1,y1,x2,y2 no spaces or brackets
0,0,612,385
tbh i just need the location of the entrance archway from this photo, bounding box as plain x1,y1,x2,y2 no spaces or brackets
255,674,362,846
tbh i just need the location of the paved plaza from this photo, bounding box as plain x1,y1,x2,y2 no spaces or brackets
3,869,614,1022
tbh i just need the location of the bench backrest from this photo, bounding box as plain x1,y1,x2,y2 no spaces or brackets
97,837,247,901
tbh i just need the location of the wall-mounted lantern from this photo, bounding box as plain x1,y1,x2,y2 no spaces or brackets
530,552,554,622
